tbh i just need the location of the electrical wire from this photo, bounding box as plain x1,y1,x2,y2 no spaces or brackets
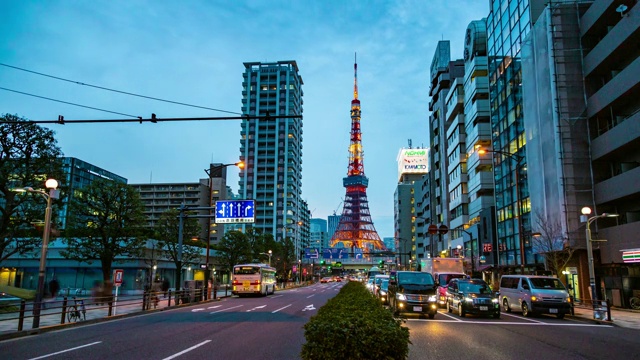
0,62,242,115
0,87,140,118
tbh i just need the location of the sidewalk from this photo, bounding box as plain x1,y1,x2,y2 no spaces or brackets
0,289,232,339
569,305,640,329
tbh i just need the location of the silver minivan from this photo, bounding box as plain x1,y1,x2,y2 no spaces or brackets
499,275,572,319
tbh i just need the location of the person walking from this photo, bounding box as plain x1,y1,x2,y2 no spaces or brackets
49,278,60,299
161,278,170,298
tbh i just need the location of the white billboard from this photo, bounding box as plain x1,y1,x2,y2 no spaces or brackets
397,148,429,180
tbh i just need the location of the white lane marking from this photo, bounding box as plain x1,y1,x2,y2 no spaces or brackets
246,305,267,312
270,295,283,298
302,305,316,312
306,294,315,298
210,305,243,314
438,311,464,321
272,304,292,313
407,318,613,327
28,341,102,360
502,312,545,323
207,305,222,309
162,340,211,360
191,308,205,312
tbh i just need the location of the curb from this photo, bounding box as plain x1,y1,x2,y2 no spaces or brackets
0,296,231,342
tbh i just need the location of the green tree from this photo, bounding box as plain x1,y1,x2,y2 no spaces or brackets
63,178,148,282
0,114,64,266
273,236,295,281
153,208,203,289
245,227,278,263
212,230,251,274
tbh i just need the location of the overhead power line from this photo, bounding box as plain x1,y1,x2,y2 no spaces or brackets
0,87,139,118
0,113,301,125
0,62,242,115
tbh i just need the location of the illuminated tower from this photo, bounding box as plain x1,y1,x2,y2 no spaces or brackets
329,58,386,252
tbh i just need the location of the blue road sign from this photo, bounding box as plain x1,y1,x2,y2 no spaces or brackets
322,248,349,259
304,248,319,259
214,200,255,223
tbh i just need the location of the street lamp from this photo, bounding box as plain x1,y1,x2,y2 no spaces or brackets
14,179,59,328
458,228,475,275
260,250,273,266
202,161,244,300
478,147,526,272
581,206,618,319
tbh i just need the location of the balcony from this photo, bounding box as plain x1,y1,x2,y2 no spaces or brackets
464,99,490,123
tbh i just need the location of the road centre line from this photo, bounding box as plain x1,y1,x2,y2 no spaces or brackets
161,340,211,360
306,294,315,298
406,319,612,327
210,305,244,314
272,304,292,313
27,341,102,360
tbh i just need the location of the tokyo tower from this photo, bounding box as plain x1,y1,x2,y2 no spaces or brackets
329,57,387,252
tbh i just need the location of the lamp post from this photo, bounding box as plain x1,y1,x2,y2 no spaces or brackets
478,147,526,273
14,179,59,328
580,206,618,319
458,228,475,276
203,161,244,300
260,250,273,266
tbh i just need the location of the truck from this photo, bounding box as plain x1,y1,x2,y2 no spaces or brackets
420,258,467,308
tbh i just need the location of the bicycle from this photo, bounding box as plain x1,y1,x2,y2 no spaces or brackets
67,297,86,322
630,296,640,310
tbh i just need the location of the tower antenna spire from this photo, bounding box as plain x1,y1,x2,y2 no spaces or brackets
354,52,358,100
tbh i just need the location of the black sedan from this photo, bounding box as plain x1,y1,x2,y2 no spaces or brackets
446,278,500,318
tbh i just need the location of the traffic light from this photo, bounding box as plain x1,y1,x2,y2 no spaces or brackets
378,260,383,266
320,260,325,266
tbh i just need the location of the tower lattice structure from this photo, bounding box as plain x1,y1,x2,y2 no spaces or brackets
329,59,387,252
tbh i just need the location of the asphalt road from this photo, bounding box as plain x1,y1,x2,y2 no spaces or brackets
406,308,637,360
0,282,344,360
3,282,638,360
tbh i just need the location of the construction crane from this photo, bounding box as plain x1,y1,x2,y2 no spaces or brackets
333,199,343,216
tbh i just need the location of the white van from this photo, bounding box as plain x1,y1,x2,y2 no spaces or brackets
499,275,572,319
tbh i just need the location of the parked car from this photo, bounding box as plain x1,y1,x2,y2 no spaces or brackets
377,279,390,304
388,271,438,319
499,275,572,319
446,278,500,318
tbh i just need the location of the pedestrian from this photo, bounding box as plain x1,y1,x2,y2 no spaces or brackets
161,278,170,298
49,278,60,299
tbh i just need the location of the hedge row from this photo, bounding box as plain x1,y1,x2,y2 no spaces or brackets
301,281,410,360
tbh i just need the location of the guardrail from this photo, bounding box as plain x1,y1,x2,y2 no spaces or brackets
0,287,231,335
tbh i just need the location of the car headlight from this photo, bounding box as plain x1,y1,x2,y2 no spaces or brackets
428,295,437,302
396,293,406,301
465,297,474,302
380,290,387,296
531,296,538,302
492,298,499,303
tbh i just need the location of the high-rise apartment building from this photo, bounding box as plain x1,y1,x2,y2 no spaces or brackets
131,180,210,242
427,41,465,258
239,61,304,243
